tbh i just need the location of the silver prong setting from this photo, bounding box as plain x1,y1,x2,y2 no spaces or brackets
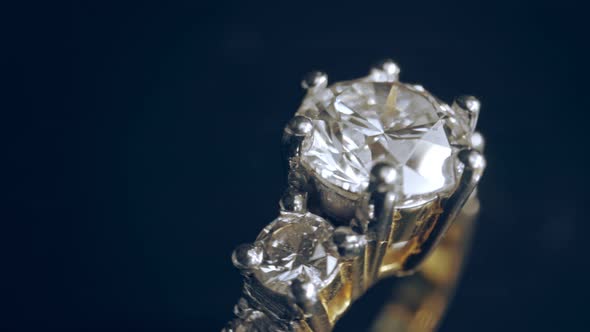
333,226,367,257
282,115,313,165
285,115,313,137
333,226,367,298
365,162,399,239
279,188,307,212
363,162,399,281
399,148,485,272
290,279,331,332
232,243,263,273
291,278,318,306
368,162,400,194
412,84,425,92
281,115,313,212
453,95,481,131
233,298,252,319
301,71,328,90
457,148,486,184
369,59,400,82
471,131,485,152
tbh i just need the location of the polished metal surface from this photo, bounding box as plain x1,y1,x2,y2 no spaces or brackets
223,60,486,332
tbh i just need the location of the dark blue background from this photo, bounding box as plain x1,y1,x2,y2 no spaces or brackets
5,0,590,331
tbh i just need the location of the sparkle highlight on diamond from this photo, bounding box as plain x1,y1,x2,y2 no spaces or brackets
299,81,471,206
253,212,340,295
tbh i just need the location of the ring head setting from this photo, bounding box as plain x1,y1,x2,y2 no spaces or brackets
226,61,485,332
298,80,472,214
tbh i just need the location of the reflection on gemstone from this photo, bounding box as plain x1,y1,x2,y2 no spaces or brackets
299,81,470,206
253,212,339,295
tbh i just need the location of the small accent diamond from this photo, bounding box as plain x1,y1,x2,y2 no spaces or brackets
253,212,340,295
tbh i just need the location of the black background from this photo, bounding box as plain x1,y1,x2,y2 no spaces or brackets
5,1,590,331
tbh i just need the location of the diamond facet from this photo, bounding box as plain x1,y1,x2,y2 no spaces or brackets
298,80,470,206
253,212,339,295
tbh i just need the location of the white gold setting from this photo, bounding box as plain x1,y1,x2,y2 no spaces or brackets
223,60,486,332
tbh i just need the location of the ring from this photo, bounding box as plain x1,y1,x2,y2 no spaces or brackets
222,60,486,332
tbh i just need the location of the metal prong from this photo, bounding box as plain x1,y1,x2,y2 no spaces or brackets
369,59,400,82
453,95,481,131
402,149,485,272
363,162,399,283
291,278,318,305
471,131,485,153
280,187,307,212
368,162,399,195
413,84,425,92
233,298,251,319
333,226,367,298
457,149,486,184
282,115,313,164
291,279,330,332
285,115,313,137
301,71,328,90
281,116,313,213
333,226,367,257
232,243,263,274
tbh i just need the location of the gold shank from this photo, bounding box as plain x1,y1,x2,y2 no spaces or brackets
307,196,478,332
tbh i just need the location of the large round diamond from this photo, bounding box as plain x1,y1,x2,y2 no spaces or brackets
300,81,465,205
253,212,339,295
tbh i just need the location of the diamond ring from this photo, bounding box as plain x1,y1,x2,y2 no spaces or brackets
223,60,486,332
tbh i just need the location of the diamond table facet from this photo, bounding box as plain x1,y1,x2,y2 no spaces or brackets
299,81,469,206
